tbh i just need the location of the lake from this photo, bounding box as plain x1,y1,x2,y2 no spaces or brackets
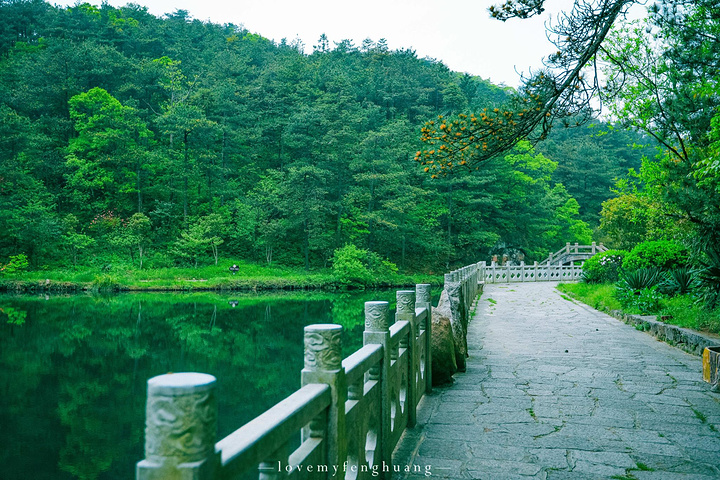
0,289,435,480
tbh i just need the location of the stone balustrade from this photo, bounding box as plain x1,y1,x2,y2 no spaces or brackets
480,261,584,284
137,284,433,480
443,262,482,316
429,262,484,383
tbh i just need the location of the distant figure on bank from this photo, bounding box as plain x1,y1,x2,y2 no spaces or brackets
229,264,239,275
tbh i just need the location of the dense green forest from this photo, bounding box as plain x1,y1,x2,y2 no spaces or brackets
0,0,649,276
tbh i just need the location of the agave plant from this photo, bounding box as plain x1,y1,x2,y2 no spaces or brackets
664,267,698,296
698,249,720,309
619,268,664,292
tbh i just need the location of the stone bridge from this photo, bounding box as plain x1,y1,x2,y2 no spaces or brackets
540,242,608,266
134,262,720,480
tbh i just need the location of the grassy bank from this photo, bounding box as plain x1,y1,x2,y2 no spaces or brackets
0,259,443,293
558,282,720,335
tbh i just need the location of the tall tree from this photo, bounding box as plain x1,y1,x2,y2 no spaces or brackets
65,87,152,217
600,0,720,248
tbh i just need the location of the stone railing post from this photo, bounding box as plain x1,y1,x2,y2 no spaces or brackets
470,266,476,298
467,266,471,301
534,261,538,282
363,301,392,471
472,265,480,298
470,263,479,303
396,290,417,427
592,241,597,254
416,284,432,393
137,372,218,480
574,242,579,253
520,261,525,282
301,324,346,471
464,267,468,299
470,266,475,300
566,242,571,254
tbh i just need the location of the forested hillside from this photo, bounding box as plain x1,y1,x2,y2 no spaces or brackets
0,0,647,273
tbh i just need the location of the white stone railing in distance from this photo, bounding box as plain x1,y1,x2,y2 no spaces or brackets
480,261,584,284
136,284,433,480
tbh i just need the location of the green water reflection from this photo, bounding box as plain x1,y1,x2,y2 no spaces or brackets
0,289,435,480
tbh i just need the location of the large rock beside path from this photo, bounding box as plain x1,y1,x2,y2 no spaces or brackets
431,290,459,385
444,281,468,371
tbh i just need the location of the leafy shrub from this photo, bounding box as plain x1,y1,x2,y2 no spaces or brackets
0,254,30,276
332,244,374,286
332,244,398,287
366,251,399,278
615,285,664,314
634,287,664,314
146,252,174,269
622,240,688,272
619,267,664,291
580,269,603,284
581,249,628,283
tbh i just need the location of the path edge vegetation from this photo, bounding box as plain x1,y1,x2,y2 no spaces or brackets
557,282,720,350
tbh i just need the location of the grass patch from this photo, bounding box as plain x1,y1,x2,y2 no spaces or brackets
1,258,442,292
557,282,622,311
487,298,497,305
659,295,720,334
557,282,720,335
469,293,482,318
692,408,708,423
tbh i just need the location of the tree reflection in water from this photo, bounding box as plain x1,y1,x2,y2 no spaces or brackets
0,290,424,480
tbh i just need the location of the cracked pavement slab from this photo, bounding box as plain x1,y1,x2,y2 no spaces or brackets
392,282,720,479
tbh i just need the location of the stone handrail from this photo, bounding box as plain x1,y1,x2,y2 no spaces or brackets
479,261,584,283
444,262,482,316
137,284,433,480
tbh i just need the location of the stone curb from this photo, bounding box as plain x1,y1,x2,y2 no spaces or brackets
607,309,720,356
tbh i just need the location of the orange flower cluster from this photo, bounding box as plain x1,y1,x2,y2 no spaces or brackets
414,89,549,177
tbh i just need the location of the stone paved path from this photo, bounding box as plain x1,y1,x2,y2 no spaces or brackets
392,282,720,480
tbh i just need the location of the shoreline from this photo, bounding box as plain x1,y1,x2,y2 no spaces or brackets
0,277,443,294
